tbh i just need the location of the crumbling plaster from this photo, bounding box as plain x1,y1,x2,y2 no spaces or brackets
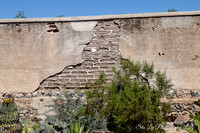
0,21,97,92
0,11,200,93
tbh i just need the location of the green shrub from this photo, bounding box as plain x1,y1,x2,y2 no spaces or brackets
21,120,33,133
185,99,200,133
32,122,40,131
176,96,200,132
21,120,40,133
81,57,173,133
46,89,105,131
29,117,90,133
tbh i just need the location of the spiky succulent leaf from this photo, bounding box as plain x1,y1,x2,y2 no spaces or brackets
40,124,46,130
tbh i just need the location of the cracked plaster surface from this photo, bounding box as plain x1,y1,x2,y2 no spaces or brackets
0,21,97,92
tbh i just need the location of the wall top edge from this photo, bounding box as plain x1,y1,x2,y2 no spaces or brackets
0,11,200,23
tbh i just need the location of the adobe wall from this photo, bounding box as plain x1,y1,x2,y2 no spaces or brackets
120,16,200,90
0,11,200,122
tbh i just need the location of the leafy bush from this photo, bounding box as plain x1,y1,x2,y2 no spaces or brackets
35,116,68,133
21,120,40,133
46,89,105,131
184,99,200,133
81,57,172,133
32,122,40,131
177,99,200,133
28,117,90,133
22,120,33,133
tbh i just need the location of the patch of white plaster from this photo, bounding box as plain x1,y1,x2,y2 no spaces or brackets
91,47,97,52
70,21,97,31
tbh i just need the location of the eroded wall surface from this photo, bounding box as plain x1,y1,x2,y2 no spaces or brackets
1,13,199,93
0,12,200,122
15,20,120,121
0,21,97,92
120,16,200,90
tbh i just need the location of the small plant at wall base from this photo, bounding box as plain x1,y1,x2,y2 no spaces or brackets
177,99,200,133
67,122,91,133
21,120,40,133
178,55,200,133
0,94,22,133
45,89,105,132
183,99,200,133
27,117,90,133
81,57,173,133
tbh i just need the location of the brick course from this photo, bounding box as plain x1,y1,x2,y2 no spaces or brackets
38,20,120,91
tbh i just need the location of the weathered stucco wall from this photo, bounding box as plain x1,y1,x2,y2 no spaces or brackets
0,11,200,125
120,16,200,90
0,11,199,93
0,21,97,92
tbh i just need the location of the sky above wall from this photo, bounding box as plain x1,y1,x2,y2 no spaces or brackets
0,0,200,19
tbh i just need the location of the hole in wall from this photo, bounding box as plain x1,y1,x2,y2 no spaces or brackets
17,29,22,33
47,22,59,33
158,52,165,56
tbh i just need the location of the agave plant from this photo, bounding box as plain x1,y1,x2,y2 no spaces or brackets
46,89,105,131
67,122,91,133
28,118,91,133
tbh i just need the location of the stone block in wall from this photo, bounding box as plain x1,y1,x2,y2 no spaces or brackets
30,97,54,121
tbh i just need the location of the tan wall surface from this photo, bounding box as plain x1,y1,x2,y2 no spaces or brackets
0,21,97,92
0,11,200,124
119,16,200,90
0,11,200,93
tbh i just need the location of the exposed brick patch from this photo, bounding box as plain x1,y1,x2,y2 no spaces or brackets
9,20,121,121
38,20,120,91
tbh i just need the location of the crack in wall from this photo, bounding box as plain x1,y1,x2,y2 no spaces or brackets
36,20,121,93
0,21,97,93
